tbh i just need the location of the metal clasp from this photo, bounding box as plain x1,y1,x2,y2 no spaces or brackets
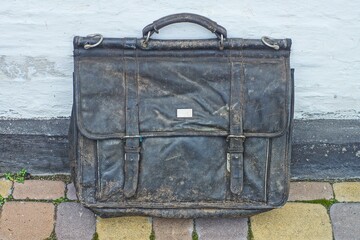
123,135,143,142
226,135,246,141
142,31,151,47
261,36,280,50
219,34,225,50
84,34,103,49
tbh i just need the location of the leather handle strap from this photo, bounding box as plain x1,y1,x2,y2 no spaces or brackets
142,13,227,39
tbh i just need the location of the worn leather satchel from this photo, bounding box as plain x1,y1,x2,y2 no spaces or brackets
69,13,294,218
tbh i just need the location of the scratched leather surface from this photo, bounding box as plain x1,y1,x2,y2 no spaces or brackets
75,48,289,138
70,37,293,218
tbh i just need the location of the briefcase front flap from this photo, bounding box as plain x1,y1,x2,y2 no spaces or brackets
74,49,291,140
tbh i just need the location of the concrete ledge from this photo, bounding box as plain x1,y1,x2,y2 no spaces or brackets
0,119,69,175
291,119,360,180
0,119,359,180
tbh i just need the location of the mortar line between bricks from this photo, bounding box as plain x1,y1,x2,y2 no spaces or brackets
247,218,253,240
64,183,68,199
95,214,98,239
52,204,58,239
28,175,71,182
150,217,154,240
192,218,197,240
331,218,336,240
10,180,14,196
330,182,336,200
327,203,335,240
7,198,78,203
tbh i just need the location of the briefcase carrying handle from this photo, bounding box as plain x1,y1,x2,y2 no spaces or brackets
142,13,227,40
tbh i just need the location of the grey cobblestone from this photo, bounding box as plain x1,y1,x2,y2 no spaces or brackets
55,202,96,240
330,203,360,240
66,182,78,200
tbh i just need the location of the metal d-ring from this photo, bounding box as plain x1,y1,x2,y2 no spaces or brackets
84,34,103,49
219,34,224,50
261,36,280,50
142,31,151,47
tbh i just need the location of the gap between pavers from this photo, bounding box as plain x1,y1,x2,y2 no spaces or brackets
12,180,65,200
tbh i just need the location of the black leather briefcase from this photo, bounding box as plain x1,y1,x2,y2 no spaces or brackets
69,13,294,218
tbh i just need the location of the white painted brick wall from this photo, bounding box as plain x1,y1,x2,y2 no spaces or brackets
0,1,359,119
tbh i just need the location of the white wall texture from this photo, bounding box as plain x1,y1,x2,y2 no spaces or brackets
0,1,359,119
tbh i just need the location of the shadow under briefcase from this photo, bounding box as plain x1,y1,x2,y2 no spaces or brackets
69,13,294,218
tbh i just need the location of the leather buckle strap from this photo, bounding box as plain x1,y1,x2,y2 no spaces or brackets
123,54,141,198
228,137,245,195
228,62,244,195
123,150,140,198
124,146,141,153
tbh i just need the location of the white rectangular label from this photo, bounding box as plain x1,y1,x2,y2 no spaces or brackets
177,108,193,118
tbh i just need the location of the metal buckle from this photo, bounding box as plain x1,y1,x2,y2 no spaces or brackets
124,153,140,161
226,135,246,141
123,135,143,143
123,135,142,139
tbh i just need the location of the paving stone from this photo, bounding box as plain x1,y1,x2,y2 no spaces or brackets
97,216,152,240
153,218,193,240
289,181,333,201
0,201,55,240
330,203,360,240
196,218,248,240
0,179,12,197
251,203,332,240
55,202,96,240
66,182,78,200
333,182,360,202
13,180,65,200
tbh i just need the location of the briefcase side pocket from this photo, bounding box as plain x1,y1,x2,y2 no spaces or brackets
96,139,125,202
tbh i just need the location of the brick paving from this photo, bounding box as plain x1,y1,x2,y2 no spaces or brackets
66,182,78,200
153,218,193,240
12,180,65,200
196,218,248,240
97,216,152,240
333,182,360,202
251,203,332,240
0,179,12,197
330,203,360,240
289,181,333,201
0,180,360,239
55,202,96,240
0,202,55,240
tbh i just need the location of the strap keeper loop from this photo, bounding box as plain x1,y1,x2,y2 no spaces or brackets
226,135,246,142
